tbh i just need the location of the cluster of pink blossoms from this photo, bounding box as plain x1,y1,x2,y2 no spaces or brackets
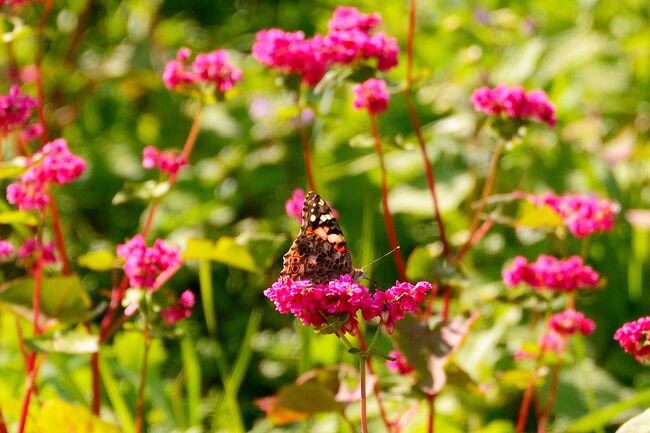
6,138,87,211
521,192,619,238
503,255,599,292
142,146,188,176
264,275,431,336
17,238,57,270
163,48,242,93
161,289,196,325
353,78,390,115
116,235,182,290
0,86,41,140
614,317,650,364
471,85,556,127
386,350,414,376
0,240,14,260
549,309,596,336
284,188,305,224
252,6,398,86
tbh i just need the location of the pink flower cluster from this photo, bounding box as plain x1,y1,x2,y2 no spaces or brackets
614,317,650,363
0,86,39,135
252,6,398,86
471,85,556,127
163,48,242,93
0,240,14,260
142,146,188,176
161,289,195,325
503,255,600,292
525,192,619,238
549,309,596,336
264,275,431,335
17,238,57,269
116,235,182,290
386,350,414,376
6,138,87,211
285,188,305,224
353,78,389,114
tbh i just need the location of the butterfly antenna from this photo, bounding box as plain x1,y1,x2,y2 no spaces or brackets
360,246,401,271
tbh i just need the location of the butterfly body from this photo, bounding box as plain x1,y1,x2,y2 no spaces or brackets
281,191,365,284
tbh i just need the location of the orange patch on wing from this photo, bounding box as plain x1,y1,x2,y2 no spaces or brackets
313,227,328,239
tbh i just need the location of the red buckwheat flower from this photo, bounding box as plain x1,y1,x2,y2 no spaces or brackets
285,188,305,224
353,78,389,114
17,238,57,268
614,317,650,364
327,6,381,32
523,192,619,238
163,47,242,93
161,289,196,325
117,235,182,291
373,281,432,333
549,309,596,336
0,240,14,261
503,255,599,292
471,85,556,127
0,86,37,133
142,146,188,176
386,350,414,376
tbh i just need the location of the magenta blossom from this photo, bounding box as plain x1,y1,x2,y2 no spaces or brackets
17,238,57,267
163,47,242,93
353,78,389,114
0,240,14,261
161,289,195,325
0,86,37,133
524,192,619,238
503,255,600,292
285,188,305,224
386,350,414,376
117,235,182,291
471,85,556,127
549,309,596,336
142,146,188,176
252,29,328,86
6,138,86,211
327,6,381,32
614,317,650,364
264,275,431,336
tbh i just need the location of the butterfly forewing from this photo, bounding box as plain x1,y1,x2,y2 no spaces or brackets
281,191,364,284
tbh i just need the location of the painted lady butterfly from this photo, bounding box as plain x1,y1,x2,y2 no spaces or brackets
281,191,365,284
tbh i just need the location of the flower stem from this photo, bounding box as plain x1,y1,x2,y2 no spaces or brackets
0,404,8,433
456,139,504,262
297,84,317,192
360,355,369,433
134,315,151,433
538,360,562,433
369,113,407,281
48,199,71,274
517,347,545,433
427,393,436,433
180,105,204,160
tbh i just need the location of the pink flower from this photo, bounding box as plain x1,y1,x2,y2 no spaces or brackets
6,138,86,211
525,192,619,238
252,29,328,86
373,281,432,333
0,86,37,133
116,235,182,290
353,78,389,114
192,50,243,92
327,6,381,32
0,240,14,260
163,59,196,90
549,309,596,336
285,188,305,224
161,289,195,325
503,255,600,292
142,146,188,176
614,317,650,363
323,30,398,72
17,238,57,267
471,85,556,127
386,350,414,375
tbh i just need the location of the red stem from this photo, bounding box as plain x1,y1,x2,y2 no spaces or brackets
441,285,451,321
369,114,407,281
517,344,548,432
296,88,317,192
456,140,503,263
134,321,151,433
423,281,439,320
48,199,71,274
427,393,436,433
180,105,203,160
0,404,8,433
538,360,562,433
455,219,494,263
405,0,416,90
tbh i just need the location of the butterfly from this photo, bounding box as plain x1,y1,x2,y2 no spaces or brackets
281,191,365,284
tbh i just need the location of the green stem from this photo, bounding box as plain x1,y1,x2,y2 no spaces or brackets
360,356,369,433
134,313,151,433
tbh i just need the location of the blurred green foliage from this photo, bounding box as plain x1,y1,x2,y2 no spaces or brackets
0,0,649,432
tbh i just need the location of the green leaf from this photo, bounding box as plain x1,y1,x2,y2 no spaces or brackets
0,157,28,179
112,180,170,205
616,409,650,433
78,250,117,271
0,210,39,226
36,399,122,433
25,331,99,354
0,274,92,325
183,237,257,272
516,200,564,229
259,382,341,425
566,388,650,433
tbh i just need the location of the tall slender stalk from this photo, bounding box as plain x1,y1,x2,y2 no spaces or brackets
538,360,562,433
369,114,407,280
296,84,317,192
0,404,8,433
426,393,436,433
360,355,369,433
134,315,151,433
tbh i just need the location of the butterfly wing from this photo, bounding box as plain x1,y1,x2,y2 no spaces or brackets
281,191,363,284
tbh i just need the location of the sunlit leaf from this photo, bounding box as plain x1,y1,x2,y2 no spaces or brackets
25,331,99,354
78,250,117,271
36,399,122,433
112,180,170,205
256,382,341,425
183,236,257,272
0,157,28,179
516,201,563,229
566,388,650,433
0,210,38,226
616,409,650,433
